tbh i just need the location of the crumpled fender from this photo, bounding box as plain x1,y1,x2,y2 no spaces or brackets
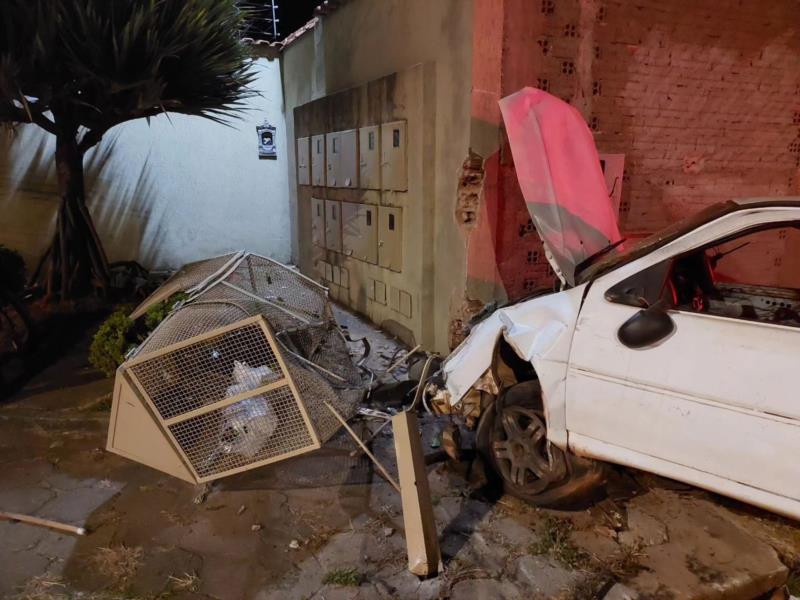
442,286,586,447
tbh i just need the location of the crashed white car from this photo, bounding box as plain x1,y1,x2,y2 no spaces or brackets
434,89,800,519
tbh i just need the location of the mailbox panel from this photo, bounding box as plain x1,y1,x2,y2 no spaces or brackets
325,133,339,187
311,198,325,248
297,137,310,185
342,202,378,264
380,121,408,191
378,206,402,272
359,126,381,190
324,200,342,253
339,129,358,188
311,134,326,186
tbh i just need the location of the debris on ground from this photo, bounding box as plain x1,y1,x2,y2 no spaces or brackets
89,545,144,591
167,571,200,592
107,252,366,484
0,511,86,536
1,305,798,599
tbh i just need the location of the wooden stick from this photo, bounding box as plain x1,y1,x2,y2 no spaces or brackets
322,400,401,493
386,344,422,373
348,418,392,457
0,511,86,536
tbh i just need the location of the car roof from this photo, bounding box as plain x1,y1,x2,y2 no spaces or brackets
731,196,800,207
576,197,800,283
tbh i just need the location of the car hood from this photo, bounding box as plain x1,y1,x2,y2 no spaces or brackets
442,286,585,406
499,88,622,286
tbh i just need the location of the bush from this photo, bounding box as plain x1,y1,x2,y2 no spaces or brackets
89,292,188,377
143,292,188,331
89,308,134,378
0,245,26,296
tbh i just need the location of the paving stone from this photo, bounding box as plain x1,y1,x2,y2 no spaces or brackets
448,578,522,599
29,530,78,562
0,486,56,514
36,482,123,525
485,515,536,547
443,530,508,575
604,583,640,599
618,505,669,547
0,520,47,553
0,539,52,598
515,554,584,598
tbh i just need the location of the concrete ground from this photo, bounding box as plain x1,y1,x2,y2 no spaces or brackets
1,310,799,599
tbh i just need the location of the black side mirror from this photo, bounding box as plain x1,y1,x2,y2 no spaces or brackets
617,302,675,349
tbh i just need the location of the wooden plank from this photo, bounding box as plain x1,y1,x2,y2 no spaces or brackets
124,367,203,483
162,378,289,426
257,316,322,447
195,441,319,483
0,511,86,536
392,411,441,577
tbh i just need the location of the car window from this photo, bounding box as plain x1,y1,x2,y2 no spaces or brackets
606,223,800,328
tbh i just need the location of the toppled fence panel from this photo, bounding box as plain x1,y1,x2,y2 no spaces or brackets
107,253,365,484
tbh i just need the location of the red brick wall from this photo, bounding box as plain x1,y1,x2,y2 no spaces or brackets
467,0,800,305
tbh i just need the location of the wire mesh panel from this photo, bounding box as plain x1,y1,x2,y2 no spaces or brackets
169,386,315,479
123,316,320,482
129,253,240,320
129,321,282,420
226,254,331,324
112,253,366,483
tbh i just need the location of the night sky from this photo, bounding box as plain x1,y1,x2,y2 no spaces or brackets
241,1,320,42
277,1,321,39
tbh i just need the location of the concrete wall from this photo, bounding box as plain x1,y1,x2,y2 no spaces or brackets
281,0,474,353
465,0,800,304
0,57,290,274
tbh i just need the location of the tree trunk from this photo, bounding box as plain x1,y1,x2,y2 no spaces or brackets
33,136,110,301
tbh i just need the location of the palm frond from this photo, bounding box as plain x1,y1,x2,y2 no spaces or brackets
0,0,257,131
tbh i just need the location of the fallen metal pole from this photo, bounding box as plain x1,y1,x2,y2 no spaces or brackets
0,511,86,536
322,400,401,493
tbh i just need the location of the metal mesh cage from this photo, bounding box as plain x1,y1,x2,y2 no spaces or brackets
112,253,365,483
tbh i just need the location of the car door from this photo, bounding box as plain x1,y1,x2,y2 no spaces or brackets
565,206,800,511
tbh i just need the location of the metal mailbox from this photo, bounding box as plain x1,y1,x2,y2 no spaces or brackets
342,202,378,264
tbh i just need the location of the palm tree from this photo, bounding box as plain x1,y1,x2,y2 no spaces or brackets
0,0,256,301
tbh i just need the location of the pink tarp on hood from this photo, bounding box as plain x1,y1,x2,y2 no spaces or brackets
499,88,621,286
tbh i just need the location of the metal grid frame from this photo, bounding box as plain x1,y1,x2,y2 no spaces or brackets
122,315,321,483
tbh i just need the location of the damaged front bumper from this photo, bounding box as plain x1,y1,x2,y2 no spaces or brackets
431,286,587,447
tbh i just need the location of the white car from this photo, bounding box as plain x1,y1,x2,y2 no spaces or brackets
433,89,800,519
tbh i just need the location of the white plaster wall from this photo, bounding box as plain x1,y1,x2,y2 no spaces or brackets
0,57,290,273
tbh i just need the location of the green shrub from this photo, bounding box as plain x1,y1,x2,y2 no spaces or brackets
0,245,26,296
143,292,188,331
89,308,134,377
89,292,189,378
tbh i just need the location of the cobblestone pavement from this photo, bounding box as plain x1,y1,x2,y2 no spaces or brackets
1,311,799,599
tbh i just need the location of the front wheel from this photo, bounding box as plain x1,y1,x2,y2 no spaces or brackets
476,380,606,508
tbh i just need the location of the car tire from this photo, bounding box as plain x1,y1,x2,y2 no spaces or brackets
475,380,606,508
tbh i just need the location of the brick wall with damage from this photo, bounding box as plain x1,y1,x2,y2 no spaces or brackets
457,0,800,340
